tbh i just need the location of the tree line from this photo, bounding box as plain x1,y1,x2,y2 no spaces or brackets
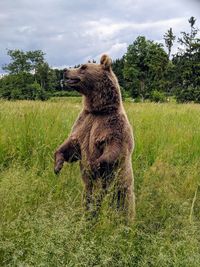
0,50,62,100
113,16,200,103
0,16,199,102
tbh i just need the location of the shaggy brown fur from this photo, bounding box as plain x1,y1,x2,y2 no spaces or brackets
54,54,135,220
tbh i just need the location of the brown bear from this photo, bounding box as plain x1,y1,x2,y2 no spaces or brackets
54,54,135,220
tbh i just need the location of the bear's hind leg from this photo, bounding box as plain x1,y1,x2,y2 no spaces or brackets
112,185,135,222
82,180,93,211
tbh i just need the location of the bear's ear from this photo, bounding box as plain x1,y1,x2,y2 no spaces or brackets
100,54,112,70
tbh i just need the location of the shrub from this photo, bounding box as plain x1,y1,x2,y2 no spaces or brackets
120,87,130,100
27,82,49,101
150,90,166,103
132,97,143,103
194,87,200,103
0,74,49,101
175,86,200,103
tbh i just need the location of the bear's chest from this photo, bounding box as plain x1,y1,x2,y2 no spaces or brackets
76,115,108,160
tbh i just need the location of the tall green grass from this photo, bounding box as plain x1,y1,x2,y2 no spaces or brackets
0,98,200,266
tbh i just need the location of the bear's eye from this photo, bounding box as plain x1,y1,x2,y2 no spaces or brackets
80,64,87,71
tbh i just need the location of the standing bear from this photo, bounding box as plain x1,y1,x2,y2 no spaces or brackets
54,54,135,220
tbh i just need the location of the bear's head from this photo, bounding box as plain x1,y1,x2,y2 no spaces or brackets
63,54,121,113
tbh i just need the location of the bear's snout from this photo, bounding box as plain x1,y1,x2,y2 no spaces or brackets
63,69,81,85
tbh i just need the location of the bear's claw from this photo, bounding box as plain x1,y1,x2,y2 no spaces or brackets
54,167,61,175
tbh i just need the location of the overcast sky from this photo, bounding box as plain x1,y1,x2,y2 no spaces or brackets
0,0,199,72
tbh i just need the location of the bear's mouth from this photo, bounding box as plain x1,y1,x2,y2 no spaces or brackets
65,77,81,85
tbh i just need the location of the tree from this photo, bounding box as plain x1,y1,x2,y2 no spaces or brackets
173,16,200,102
0,73,34,100
178,16,198,57
26,50,45,73
164,28,176,58
35,63,57,91
123,36,169,99
3,49,31,74
1,49,53,100
112,57,125,88
0,73,49,100
3,49,46,75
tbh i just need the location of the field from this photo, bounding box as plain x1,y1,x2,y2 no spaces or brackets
0,98,200,267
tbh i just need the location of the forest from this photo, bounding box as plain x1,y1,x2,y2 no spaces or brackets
0,16,199,103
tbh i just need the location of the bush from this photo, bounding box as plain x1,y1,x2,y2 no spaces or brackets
150,90,166,103
0,74,49,100
175,86,200,103
27,82,49,101
120,87,130,100
194,87,200,103
132,97,143,103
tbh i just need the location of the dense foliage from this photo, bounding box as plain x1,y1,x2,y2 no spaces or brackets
123,36,169,100
172,17,200,103
114,16,200,103
0,50,61,100
0,16,200,102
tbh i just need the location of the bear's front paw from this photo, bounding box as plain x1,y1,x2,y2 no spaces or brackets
54,160,64,175
54,166,61,175
89,160,100,174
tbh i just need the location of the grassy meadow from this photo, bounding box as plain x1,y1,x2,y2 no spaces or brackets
0,97,200,266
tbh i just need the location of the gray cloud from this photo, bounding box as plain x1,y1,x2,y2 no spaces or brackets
0,0,199,72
